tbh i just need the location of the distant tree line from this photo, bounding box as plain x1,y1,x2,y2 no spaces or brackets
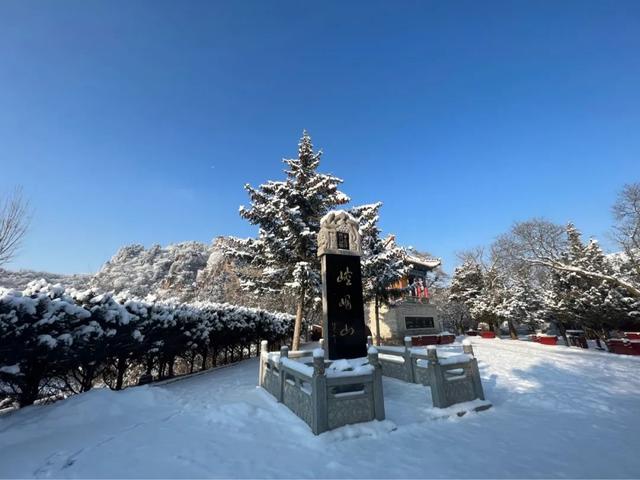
0,280,293,408
448,182,640,344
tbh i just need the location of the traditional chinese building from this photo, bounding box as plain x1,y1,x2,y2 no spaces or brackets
364,237,444,343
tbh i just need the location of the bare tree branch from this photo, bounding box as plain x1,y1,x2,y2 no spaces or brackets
0,187,31,266
612,182,640,278
524,257,640,298
498,217,640,298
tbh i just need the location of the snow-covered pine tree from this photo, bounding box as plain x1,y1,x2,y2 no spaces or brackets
449,260,485,325
495,281,544,335
438,298,473,335
547,223,640,345
449,258,504,336
228,132,349,350
350,202,409,345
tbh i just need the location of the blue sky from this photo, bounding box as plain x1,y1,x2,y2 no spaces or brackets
1,0,639,274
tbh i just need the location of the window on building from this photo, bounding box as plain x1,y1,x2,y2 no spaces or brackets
404,316,435,329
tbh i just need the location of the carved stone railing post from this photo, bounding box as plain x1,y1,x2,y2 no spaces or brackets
470,358,485,401
426,344,486,408
367,336,373,348
426,345,446,407
403,336,415,383
463,339,474,356
258,340,268,387
311,349,328,435
427,344,438,363
367,347,386,421
277,346,288,402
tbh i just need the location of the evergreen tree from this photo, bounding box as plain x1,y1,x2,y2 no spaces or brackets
449,260,491,329
547,224,640,345
449,258,506,336
350,202,409,345
228,132,349,350
496,281,544,335
438,298,473,335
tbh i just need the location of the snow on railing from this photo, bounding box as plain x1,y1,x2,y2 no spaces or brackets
371,335,487,409
258,342,385,435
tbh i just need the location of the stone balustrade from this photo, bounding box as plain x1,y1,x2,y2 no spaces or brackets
259,340,385,435
370,336,487,409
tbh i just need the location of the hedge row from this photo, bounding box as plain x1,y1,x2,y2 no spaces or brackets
0,280,293,407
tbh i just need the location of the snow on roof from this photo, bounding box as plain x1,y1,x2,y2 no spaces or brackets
406,254,442,270
383,235,442,270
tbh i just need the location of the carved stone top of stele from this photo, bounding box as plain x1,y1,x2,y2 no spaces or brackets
317,210,362,257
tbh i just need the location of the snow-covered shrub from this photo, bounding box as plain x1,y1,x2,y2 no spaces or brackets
70,290,139,392
0,281,91,406
0,281,293,407
122,299,294,377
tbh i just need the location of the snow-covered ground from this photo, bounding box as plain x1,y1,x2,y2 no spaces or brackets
1,337,639,478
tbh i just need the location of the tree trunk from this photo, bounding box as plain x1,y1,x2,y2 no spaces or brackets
19,381,40,407
507,319,518,340
374,295,381,346
595,328,608,350
168,357,175,378
145,358,154,376
200,347,208,371
491,319,501,337
114,356,127,390
292,290,306,351
594,335,602,349
18,366,44,407
80,365,95,392
556,321,569,347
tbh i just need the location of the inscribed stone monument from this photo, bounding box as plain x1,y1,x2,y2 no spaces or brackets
318,210,367,360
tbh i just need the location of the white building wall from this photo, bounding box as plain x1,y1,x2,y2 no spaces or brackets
365,301,442,343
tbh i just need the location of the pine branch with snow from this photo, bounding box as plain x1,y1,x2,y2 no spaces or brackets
227,131,349,349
